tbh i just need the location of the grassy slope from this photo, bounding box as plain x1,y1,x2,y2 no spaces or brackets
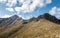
0,19,60,38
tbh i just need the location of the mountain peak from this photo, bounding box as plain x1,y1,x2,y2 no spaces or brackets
37,13,49,20
36,13,60,24
10,15,19,18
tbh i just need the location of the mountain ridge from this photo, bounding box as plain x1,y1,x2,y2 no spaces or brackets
0,13,60,38
0,13,60,25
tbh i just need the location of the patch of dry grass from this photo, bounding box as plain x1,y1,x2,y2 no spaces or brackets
0,19,60,38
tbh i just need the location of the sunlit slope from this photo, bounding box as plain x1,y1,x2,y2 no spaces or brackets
8,19,60,38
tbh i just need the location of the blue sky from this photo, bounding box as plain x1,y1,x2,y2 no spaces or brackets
0,0,60,19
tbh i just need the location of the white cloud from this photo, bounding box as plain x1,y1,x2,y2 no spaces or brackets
1,15,12,18
15,0,52,13
46,0,52,4
18,15,22,17
22,15,33,20
0,0,7,3
22,17,30,20
6,8,14,12
56,15,60,19
49,6,60,19
49,7,57,15
0,0,52,19
6,0,17,7
18,0,24,3
0,0,52,14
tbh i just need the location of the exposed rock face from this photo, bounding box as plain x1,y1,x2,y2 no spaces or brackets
0,15,23,30
0,15,19,26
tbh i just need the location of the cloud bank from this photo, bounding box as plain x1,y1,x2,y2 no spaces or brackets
0,0,7,3
1,15,12,18
49,7,60,19
0,0,52,14
0,0,52,19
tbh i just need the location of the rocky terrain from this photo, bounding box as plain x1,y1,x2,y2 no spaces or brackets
0,13,60,38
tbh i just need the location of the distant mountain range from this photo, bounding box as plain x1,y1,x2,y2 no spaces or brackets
0,13,60,28
1,13,60,25
0,13,60,38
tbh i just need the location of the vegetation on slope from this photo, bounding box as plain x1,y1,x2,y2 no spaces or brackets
0,13,60,38
1,19,60,38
